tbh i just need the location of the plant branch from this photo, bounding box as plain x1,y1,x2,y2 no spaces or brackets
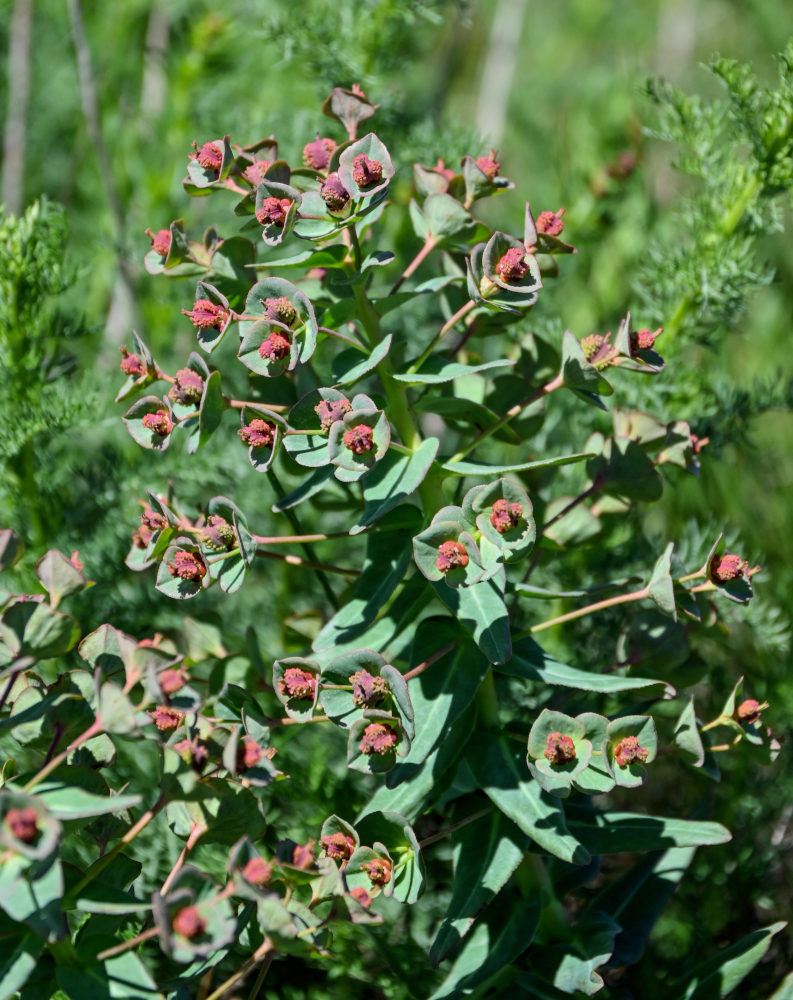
514,585,651,638
403,641,457,681
204,940,274,1000
389,235,437,295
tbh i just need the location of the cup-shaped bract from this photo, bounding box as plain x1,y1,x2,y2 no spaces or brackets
482,231,542,297
320,648,413,738
0,793,61,862
239,277,318,368
338,133,394,201
605,715,658,788
328,409,391,480
273,656,321,722
412,521,484,588
123,396,175,451
238,404,286,473
155,537,210,600
570,713,616,795
463,478,536,562
527,709,593,797
284,387,355,468
153,866,236,964
348,710,410,774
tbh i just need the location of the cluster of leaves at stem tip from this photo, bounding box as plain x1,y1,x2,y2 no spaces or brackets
0,76,787,1000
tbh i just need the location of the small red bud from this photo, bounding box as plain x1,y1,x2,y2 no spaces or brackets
168,368,204,407
352,154,383,189
580,332,615,366
141,409,173,437
201,515,235,551
243,159,271,185
321,832,356,861
239,418,275,449
237,737,262,771
709,553,749,583
262,296,297,327
629,327,662,353
5,807,39,845
737,699,763,724
291,840,315,869
344,424,375,455
173,738,208,770
256,197,291,227
172,905,206,939
258,331,291,362
435,540,469,574
358,722,399,756
495,247,530,283
350,886,373,908
243,856,273,886
315,397,352,432
361,857,392,886
321,172,351,212
544,732,577,764
120,346,146,377
146,227,172,257
167,550,206,582
192,141,222,173
475,149,500,179
490,498,523,534
182,299,228,331
613,735,649,767
350,669,389,708
160,668,187,695
141,507,168,533
278,667,316,701
431,158,456,181
149,705,185,732
303,135,337,170
535,209,565,236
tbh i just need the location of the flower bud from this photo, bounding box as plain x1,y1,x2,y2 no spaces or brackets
580,332,615,366
435,540,469,574
141,409,173,437
141,507,168,533
544,732,576,764
352,153,383,189
120,346,146,376
239,418,275,449
709,553,749,583
237,737,262,771
535,209,565,236
278,667,316,701
168,550,207,582
350,669,389,708
629,327,662,353
192,141,222,174
160,668,187,695
490,498,523,534
201,515,235,551
321,832,355,861
256,197,291,227
182,299,228,331
243,856,273,886
495,247,530,283
149,705,185,732
5,807,39,845
430,158,456,181
303,135,337,170
172,906,206,939
168,368,204,406
358,722,399,756
258,330,291,361
321,172,351,212
737,699,764,724
146,227,171,257
344,424,375,455
262,296,297,327
315,397,352,432
243,159,271,185
361,857,391,886
475,149,500,179
350,886,373,908
291,840,315,869
613,735,649,767
173,738,208,771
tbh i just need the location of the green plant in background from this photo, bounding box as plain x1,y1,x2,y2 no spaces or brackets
1,64,791,997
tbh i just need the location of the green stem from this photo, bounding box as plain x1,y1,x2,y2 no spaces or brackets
24,719,102,792
513,586,650,639
389,235,437,295
409,299,477,373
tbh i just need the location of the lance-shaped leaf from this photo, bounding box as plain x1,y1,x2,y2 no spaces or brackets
565,808,731,853
352,438,439,534
0,529,23,571
393,356,515,385
331,334,392,386
432,570,512,664
440,451,592,477
674,698,706,767
550,912,620,997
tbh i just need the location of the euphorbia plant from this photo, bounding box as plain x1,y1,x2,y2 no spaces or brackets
0,78,787,999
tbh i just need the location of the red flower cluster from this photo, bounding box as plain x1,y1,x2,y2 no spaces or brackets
544,732,576,764
436,540,469,574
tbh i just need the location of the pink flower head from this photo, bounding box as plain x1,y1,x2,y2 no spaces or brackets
168,550,206,582
580,332,615,366
256,197,291,227
475,149,500,180
172,906,206,939
258,330,291,362
430,158,456,181
262,296,297,327
119,346,146,376
350,886,372,908
202,514,235,551
435,540,469,574
629,327,662,353
359,722,399,756
141,507,168,533
321,172,351,212
239,418,275,449
149,705,185,732
737,699,763,724
142,409,173,437
182,299,228,331
495,247,530,283
535,209,565,236
173,738,208,770
344,424,375,455
490,498,523,534
243,856,273,886
709,553,749,583
5,806,39,844
146,227,172,257
243,159,271,185
291,840,316,869
315,397,352,432
352,154,383,189
69,550,83,572
613,735,649,767
350,669,389,708
544,732,577,765
303,135,337,170
361,857,392,886
168,368,204,406
238,737,262,771
321,832,356,861
160,668,187,695
278,666,317,701
192,140,222,173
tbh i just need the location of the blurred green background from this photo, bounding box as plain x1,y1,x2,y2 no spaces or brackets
1,0,792,995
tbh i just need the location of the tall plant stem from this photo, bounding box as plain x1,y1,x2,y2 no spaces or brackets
204,941,273,1000
389,235,437,295
24,719,102,792
514,586,650,639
